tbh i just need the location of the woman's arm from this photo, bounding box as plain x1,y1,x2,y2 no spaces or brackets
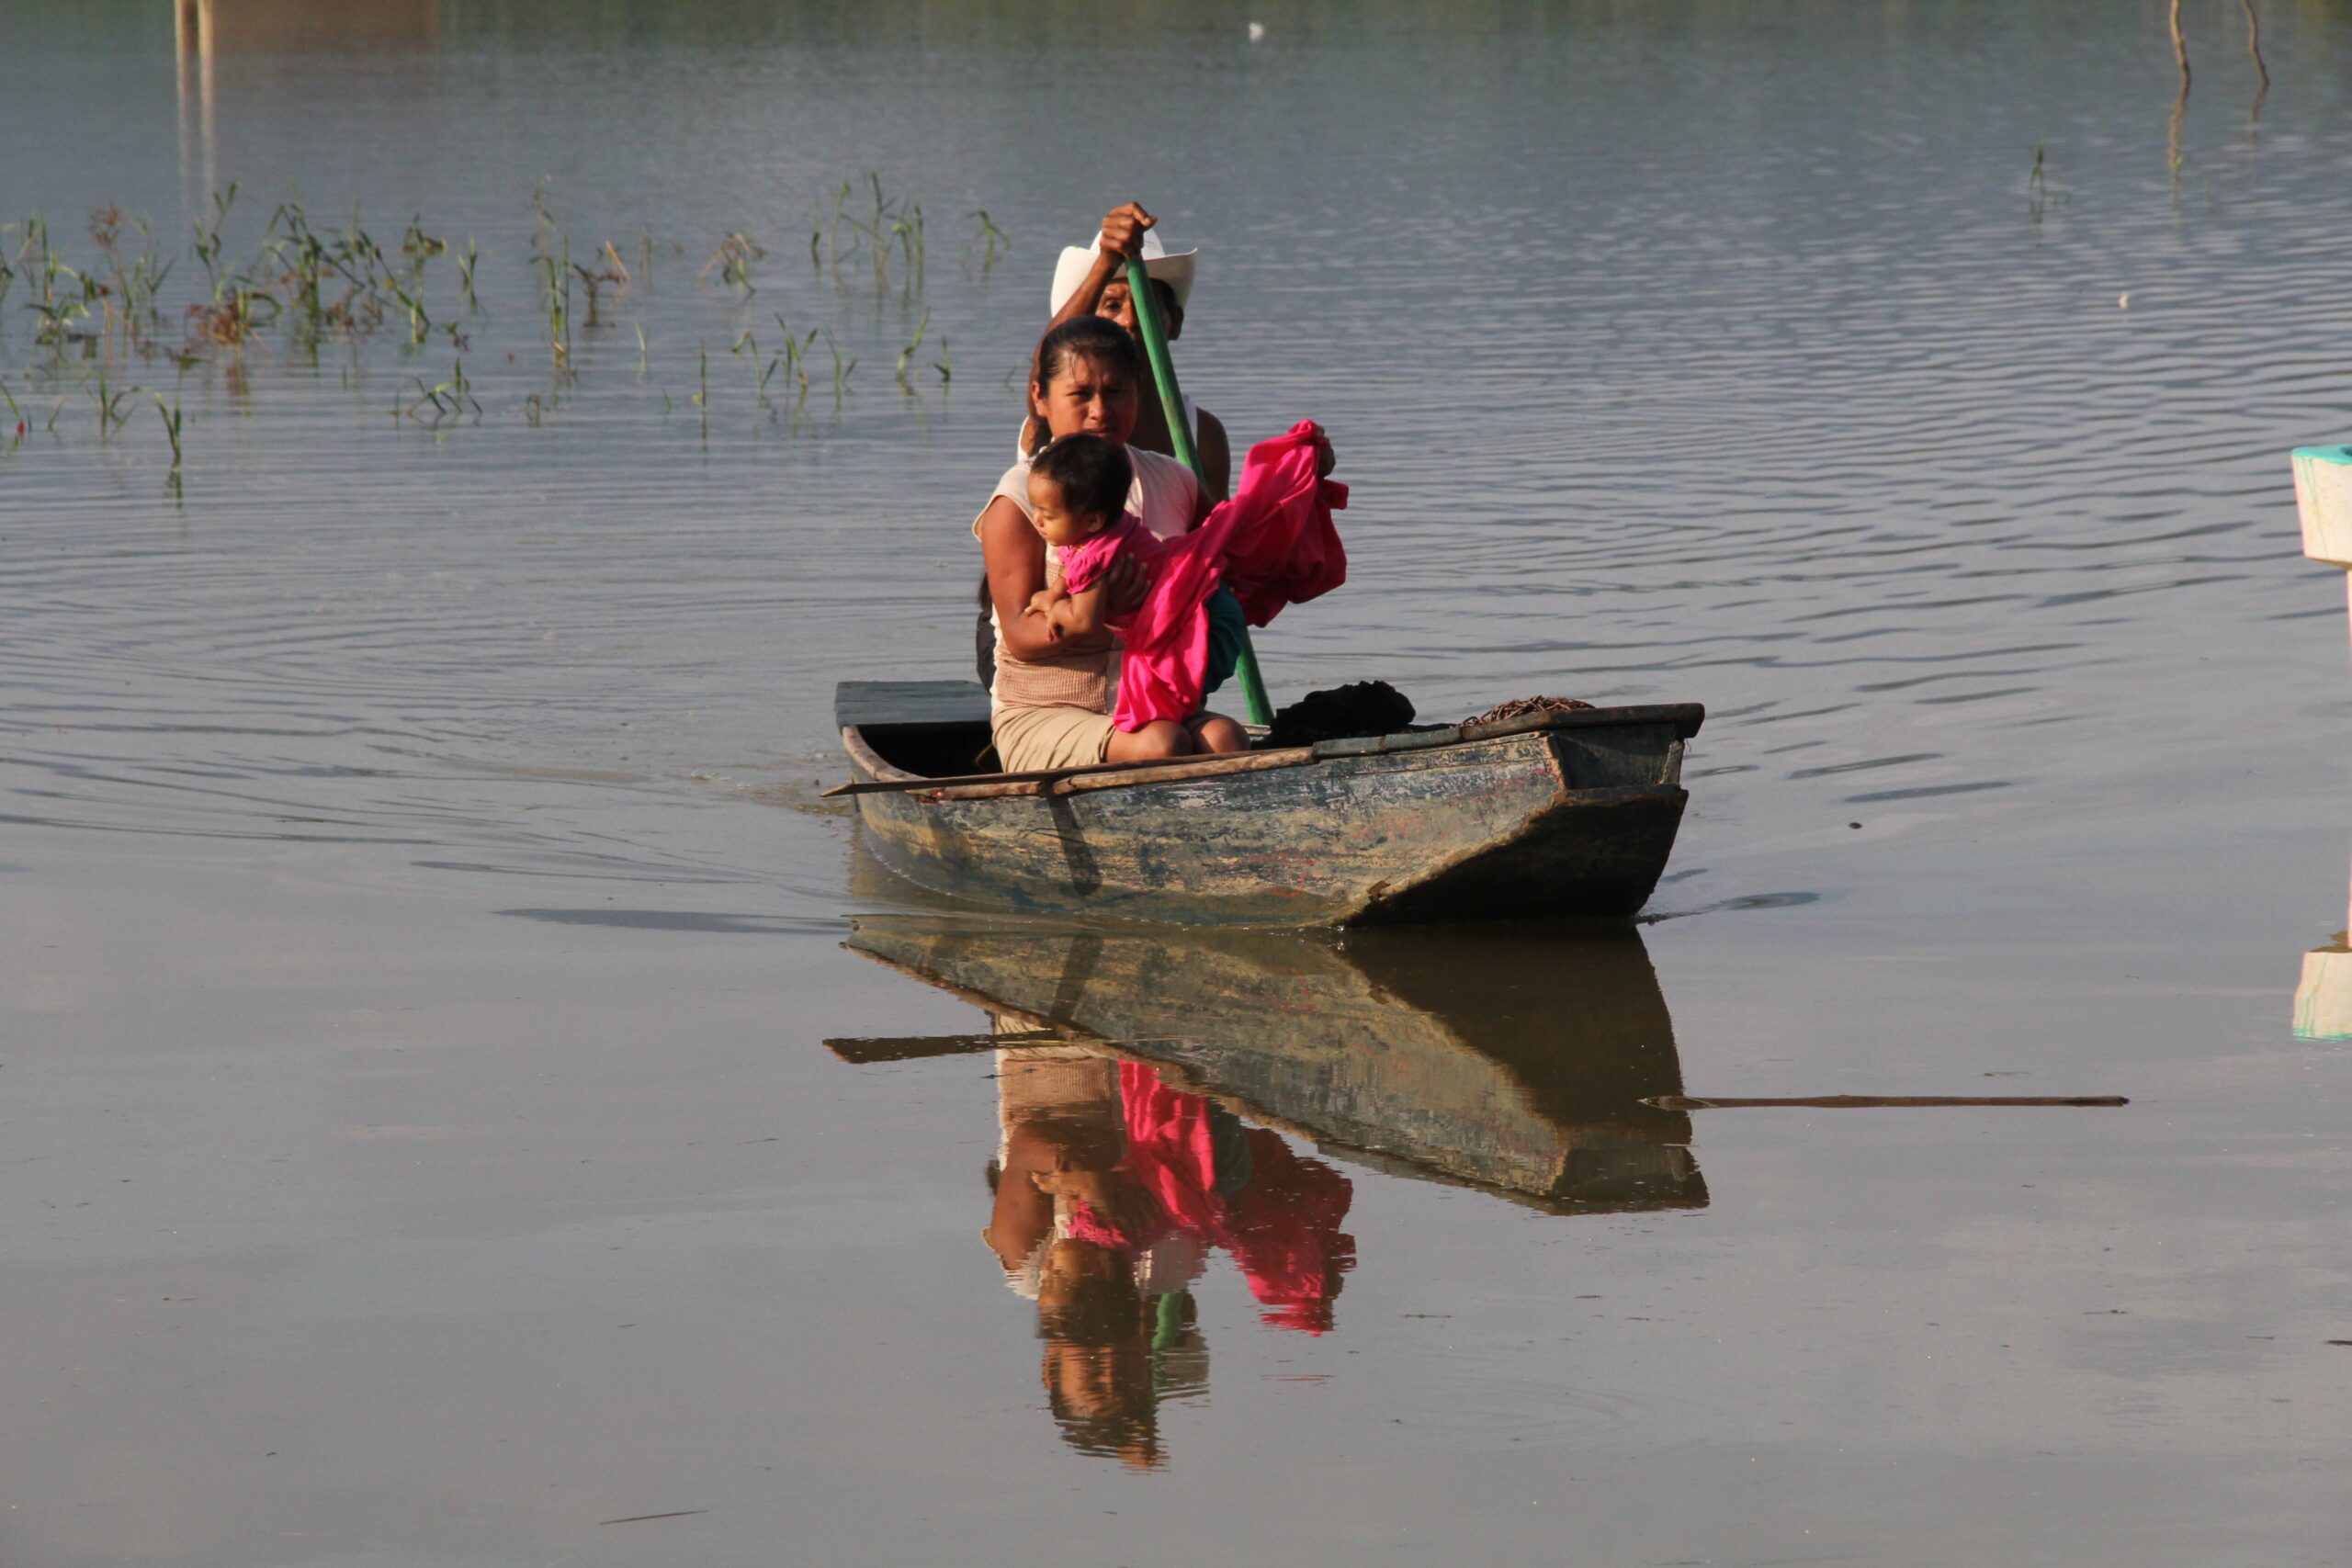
987,1124,1065,1272
1043,201,1156,334
981,497,1106,660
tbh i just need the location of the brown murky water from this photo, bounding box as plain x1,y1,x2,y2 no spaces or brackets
4,2,2349,1562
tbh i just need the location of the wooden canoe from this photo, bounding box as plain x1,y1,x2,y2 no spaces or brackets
834,680,1704,927
831,917,1708,1215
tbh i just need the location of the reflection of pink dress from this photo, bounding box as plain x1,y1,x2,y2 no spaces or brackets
1065,1062,1355,1334
1057,421,1348,731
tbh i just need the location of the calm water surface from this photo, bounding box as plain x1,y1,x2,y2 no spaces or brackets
3,3,2349,1563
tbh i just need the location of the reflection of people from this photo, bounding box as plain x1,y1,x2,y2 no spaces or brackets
983,1043,1354,1467
1079,1063,1355,1335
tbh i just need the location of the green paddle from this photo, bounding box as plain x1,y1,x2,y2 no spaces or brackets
1123,255,1274,727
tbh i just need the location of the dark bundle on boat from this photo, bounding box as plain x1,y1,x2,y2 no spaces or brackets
1261,681,1417,750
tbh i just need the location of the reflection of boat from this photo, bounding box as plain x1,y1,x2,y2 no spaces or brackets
834,681,1702,927
836,914,1706,1214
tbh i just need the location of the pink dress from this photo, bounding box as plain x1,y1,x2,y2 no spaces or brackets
1057,421,1349,731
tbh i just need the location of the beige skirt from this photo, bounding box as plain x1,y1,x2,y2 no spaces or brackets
991,704,1118,773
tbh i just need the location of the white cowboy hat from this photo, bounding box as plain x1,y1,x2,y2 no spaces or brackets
1049,230,1198,317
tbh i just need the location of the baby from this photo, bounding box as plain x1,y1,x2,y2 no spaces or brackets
1023,434,1157,646
1023,426,1347,737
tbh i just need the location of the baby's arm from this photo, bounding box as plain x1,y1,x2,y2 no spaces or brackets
1048,582,1111,637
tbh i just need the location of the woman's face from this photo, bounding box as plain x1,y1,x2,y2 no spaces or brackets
1033,353,1138,445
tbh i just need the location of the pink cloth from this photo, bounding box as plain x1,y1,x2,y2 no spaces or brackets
1219,424,1349,630
1060,423,1348,731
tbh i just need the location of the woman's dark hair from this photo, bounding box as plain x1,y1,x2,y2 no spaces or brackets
1031,433,1133,525
1032,314,1141,397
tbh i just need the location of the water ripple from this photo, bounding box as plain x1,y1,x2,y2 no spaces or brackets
3,7,2346,911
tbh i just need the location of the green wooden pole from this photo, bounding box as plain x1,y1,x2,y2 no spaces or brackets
1123,256,1274,727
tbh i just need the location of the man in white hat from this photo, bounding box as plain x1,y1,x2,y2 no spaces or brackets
1036,201,1230,499
985,201,1248,709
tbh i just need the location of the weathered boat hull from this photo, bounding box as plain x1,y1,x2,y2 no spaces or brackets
839,682,1702,928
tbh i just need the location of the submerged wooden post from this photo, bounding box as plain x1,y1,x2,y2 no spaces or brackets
2290,445,2352,660
2294,919,2352,1042
2289,446,2352,1039
2291,842,2352,1043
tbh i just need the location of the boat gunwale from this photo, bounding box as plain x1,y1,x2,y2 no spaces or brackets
841,700,1705,806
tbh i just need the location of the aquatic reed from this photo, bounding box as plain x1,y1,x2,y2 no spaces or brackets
893,308,932,393
966,209,1010,270
387,272,431,346
153,382,183,479
402,356,481,424
731,326,765,409
818,327,854,407
701,232,763,298
399,214,446,275
541,240,572,371
5,172,991,468
818,174,925,293
571,243,629,327
20,214,98,352
88,206,175,355
770,313,815,403
90,367,139,439
191,185,239,299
